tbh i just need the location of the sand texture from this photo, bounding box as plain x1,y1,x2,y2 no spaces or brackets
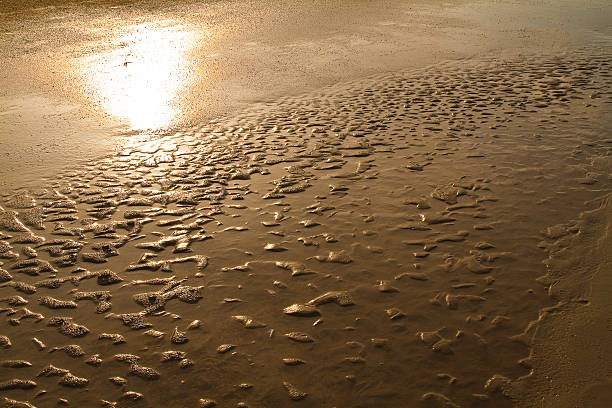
1,45,612,407
2,0,611,189
513,194,612,408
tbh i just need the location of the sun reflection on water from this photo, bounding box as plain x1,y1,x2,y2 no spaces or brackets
87,22,194,131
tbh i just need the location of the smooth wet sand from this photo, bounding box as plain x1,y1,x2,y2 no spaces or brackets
1,1,612,408
517,196,612,408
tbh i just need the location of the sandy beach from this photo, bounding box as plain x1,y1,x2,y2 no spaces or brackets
1,1,612,407
2,0,610,188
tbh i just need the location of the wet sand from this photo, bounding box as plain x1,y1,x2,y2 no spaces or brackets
2,1,612,408
515,195,612,408
2,0,611,188
1,46,611,406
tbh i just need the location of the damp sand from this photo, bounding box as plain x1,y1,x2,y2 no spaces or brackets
2,0,611,190
513,195,612,408
1,47,612,407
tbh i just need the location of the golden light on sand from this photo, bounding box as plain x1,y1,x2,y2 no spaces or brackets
86,22,194,131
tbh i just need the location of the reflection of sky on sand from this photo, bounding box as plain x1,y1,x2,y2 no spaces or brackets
85,22,194,131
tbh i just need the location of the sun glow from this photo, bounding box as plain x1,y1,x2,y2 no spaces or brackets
86,22,194,131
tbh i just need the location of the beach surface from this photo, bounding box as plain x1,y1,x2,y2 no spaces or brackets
1,1,612,407
2,0,611,187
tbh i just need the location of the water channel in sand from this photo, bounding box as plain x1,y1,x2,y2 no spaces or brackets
1,1,612,408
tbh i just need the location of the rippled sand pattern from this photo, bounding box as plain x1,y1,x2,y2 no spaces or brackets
1,47,612,407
